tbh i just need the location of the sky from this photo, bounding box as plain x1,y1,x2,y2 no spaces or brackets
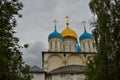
15,0,94,68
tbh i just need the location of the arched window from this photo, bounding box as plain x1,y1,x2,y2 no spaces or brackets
93,42,94,49
55,41,57,48
50,42,52,49
75,44,76,51
60,42,62,50
63,44,65,51
69,45,72,51
88,41,90,49
83,42,85,50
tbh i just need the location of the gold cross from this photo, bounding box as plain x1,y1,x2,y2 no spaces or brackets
82,21,86,27
82,21,87,30
65,16,69,23
53,19,58,28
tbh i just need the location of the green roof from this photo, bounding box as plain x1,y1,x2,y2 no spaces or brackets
49,65,84,74
30,65,45,73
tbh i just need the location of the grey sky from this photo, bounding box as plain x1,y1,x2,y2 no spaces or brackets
15,0,93,68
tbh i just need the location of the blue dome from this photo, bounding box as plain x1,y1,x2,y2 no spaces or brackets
79,29,93,41
48,28,63,40
77,44,81,52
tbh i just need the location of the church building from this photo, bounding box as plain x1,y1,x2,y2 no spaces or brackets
30,16,95,80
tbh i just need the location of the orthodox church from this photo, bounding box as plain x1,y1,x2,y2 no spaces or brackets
30,16,95,80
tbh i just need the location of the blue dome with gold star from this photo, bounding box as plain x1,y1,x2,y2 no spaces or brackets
48,28,63,40
79,28,93,41
77,44,81,52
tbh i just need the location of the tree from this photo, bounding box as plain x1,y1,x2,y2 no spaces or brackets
85,0,120,80
0,0,31,80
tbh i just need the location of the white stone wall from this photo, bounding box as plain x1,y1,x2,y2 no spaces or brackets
51,74,85,80
48,37,96,53
80,39,95,52
43,53,87,72
49,38,63,52
31,73,45,80
48,38,78,52
63,38,77,52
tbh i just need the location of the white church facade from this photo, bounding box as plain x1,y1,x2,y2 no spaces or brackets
30,16,95,80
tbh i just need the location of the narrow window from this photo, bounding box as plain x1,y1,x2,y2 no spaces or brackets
55,41,57,48
69,45,72,51
60,42,61,50
93,42,94,49
63,44,65,51
88,42,90,49
50,42,52,49
83,42,85,50
75,44,76,51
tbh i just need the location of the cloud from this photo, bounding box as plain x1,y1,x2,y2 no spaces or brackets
22,41,46,68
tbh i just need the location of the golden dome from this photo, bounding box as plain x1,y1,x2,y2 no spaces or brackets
61,16,78,40
61,26,78,40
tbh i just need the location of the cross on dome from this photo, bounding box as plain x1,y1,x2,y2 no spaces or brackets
53,19,58,29
82,21,87,31
65,16,69,26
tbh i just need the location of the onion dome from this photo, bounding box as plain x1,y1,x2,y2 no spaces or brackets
77,44,81,52
48,20,63,40
61,26,78,40
79,27,93,41
61,16,78,40
48,28,63,40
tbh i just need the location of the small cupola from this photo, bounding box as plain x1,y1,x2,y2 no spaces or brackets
77,44,81,52
48,20,63,40
79,27,93,41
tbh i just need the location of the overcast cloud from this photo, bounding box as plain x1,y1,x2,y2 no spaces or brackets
15,0,93,68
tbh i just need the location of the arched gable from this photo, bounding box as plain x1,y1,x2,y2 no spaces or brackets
67,54,84,65
47,54,63,72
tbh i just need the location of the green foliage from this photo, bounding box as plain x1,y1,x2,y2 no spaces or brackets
24,44,29,48
85,0,120,80
0,0,31,80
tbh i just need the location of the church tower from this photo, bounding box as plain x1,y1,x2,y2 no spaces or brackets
61,16,78,52
79,21,95,52
48,20,63,52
